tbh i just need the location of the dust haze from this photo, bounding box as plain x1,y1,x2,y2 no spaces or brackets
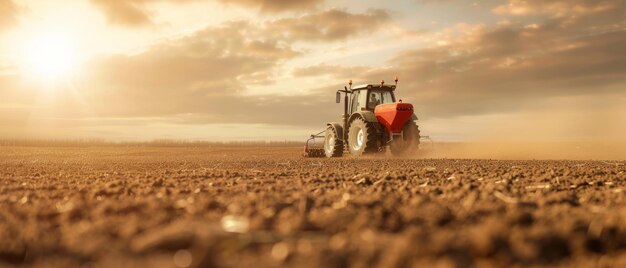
416,96,626,160
417,142,626,161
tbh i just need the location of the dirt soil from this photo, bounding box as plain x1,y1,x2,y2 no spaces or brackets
1,146,625,268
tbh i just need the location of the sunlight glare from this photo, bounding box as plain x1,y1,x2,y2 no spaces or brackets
22,33,79,82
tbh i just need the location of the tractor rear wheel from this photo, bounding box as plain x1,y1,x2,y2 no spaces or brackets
390,121,420,156
348,118,380,156
324,127,343,158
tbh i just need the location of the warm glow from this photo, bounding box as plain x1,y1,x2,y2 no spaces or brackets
21,33,79,81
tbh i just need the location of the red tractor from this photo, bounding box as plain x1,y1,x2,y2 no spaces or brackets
304,77,420,157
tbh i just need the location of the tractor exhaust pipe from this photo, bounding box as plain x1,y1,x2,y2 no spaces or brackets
333,81,353,142
344,81,352,140
343,86,349,140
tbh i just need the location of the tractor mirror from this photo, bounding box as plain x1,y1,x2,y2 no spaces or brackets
336,92,341,103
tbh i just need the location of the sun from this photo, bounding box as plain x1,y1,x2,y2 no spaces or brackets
22,33,79,82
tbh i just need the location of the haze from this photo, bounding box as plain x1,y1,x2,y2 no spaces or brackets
0,0,624,142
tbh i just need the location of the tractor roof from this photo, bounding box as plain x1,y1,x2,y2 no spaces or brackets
351,84,396,92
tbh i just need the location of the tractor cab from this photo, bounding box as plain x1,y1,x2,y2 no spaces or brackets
348,84,396,114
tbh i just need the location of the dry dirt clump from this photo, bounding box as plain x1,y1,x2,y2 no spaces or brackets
1,147,625,267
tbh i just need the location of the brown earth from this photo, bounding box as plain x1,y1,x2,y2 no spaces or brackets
1,146,625,268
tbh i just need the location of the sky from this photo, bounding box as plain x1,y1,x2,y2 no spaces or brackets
0,0,624,141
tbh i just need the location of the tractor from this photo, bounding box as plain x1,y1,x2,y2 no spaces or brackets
304,77,420,157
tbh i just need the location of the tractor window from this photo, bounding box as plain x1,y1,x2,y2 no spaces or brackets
358,91,368,111
367,91,395,109
380,91,395,104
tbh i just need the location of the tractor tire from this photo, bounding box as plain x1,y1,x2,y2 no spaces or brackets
390,121,420,156
324,127,343,158
347,118,380,156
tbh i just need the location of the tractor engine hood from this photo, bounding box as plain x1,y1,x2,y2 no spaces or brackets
374,103,414,133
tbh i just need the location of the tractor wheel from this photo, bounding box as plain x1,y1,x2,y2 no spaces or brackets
390,121,420,156
324,127,343,158
348,118,380,156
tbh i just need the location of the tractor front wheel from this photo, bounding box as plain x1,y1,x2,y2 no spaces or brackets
348,118,380,156
324,128,343,158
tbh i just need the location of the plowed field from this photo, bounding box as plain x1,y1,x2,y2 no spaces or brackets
1,147,625,267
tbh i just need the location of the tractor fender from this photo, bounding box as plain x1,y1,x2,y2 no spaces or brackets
348,111,378,125
326,123,344,141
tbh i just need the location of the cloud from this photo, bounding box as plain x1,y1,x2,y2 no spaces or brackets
73,7,394,124
217,0,323,13
267,9,392,42
393,31,625,119
493,0,623,18
0,0,18,31
70,20,343,126
85,21,292,93
292,64,374,80
79,6,395,107
90,0,391,43
90,0,326,27
89,21,298,91
375,1,626,120
89,0,154,27
89,0,205,27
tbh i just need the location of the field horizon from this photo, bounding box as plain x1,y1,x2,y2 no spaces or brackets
1,139,625,161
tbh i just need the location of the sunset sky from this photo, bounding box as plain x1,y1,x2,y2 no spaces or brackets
0,0,624,141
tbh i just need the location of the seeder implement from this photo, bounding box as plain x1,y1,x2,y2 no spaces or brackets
303,129,327,157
